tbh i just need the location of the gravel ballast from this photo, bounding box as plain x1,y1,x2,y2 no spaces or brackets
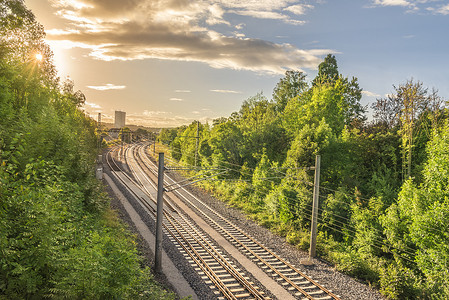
103,150,385,300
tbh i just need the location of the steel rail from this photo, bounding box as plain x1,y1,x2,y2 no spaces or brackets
137,143,340,300
107,145,269,300
128,144,267,300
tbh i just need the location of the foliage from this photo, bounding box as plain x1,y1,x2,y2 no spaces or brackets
380,123,449,297
372,79,446,179
312,54,339,86
282,77,364,137
162,52,449,298
0,2,176,299
272,70,307,112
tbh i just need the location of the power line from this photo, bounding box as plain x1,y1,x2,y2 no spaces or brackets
143,143,448,246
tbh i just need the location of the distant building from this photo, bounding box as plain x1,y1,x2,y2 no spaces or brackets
114,111,126,128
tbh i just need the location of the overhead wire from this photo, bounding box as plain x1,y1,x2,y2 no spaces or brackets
299,208,418,264
316,222,417,264
143,145,422,264
265,184,423,258
143,141,447,243
164,145,315,188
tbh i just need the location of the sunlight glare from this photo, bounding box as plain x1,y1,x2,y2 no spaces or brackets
35,53,43,61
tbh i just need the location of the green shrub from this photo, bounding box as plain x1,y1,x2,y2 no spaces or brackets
379,262,420,299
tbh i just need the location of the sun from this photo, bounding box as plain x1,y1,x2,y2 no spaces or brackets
35,53,43,61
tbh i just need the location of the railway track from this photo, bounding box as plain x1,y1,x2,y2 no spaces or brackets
106,145,269,300
106,142,342,299
131,142,341,300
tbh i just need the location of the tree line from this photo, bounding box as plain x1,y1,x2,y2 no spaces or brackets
159,55,449,298
0,1,175,298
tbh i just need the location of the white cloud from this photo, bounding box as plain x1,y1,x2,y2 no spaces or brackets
169,98,184,101
373,0,411,6
229,9,306,25
435,4,449,15
49,26,331,74
85,101,101,108
235,23,245,30
284,4,314,15
232,9,289,20
46,0,328,74
207,4,230,25
175,90,191,93
127,110,216,127
142,110,169,116
87,83,126,90
370,0,449,13
218,0,302,12
285,19,306,25
362,90,381,97
210,89,242,94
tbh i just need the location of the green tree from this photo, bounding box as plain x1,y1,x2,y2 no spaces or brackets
381,122,449,298
237,93,288,166
371,94,402,131
397,79,428,179
62,77,86,106
282,77,364,136
158,127,178,144
272,70,308,112
372,79,446,180
312,54,339,86
0,2,177,298
208,121,244,173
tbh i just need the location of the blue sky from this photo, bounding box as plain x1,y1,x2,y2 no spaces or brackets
24,0,449,127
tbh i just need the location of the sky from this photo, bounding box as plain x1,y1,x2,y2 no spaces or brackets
24,0,449,128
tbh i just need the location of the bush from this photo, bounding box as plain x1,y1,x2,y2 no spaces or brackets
379,262,420,299
330,246,380,284
0,2,177,297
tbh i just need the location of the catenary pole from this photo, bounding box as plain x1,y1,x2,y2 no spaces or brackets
309,155,321,259
154,152,165,273
195,121,199,167
153,136,156,155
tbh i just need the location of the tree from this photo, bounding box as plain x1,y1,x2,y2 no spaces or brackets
62,77,86,107
208,121,244,173
334,76,366,127
397,79,428,179
381,122,449,297
238,92,272,131
0,0,58,86
312,54,339,86
372,79,446,180
0,2,177,298
272,70,308,112
282,77,364,136
158,127,178,144
371,94,402,131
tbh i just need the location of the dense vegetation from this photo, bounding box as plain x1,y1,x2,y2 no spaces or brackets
159,55,449,298
0,1,175,298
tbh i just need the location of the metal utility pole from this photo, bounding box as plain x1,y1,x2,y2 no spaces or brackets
96,113,103,180
153,136,156,155
309,155,321,259
154,152,165,273
195,121,199,167
120,129,124,160
97,113,102,149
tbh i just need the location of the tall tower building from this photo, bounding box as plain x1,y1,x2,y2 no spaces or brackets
114,111,126,128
